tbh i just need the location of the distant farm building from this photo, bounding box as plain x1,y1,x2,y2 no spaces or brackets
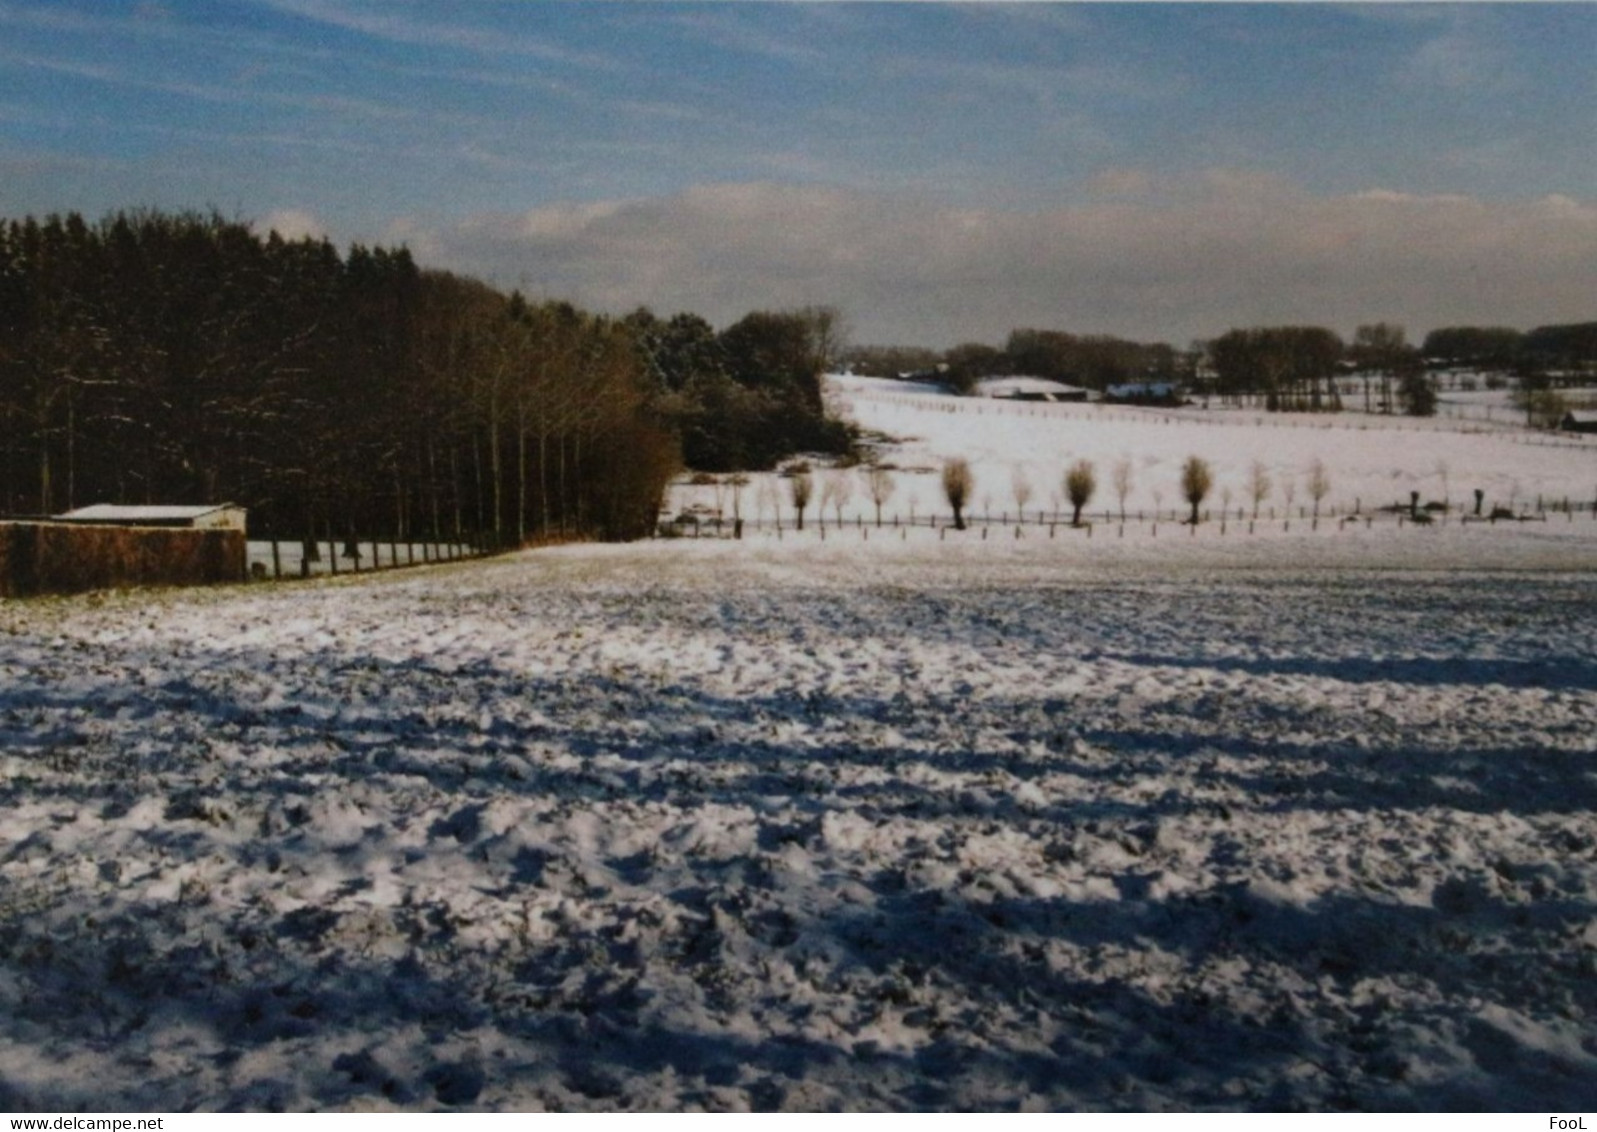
53,503,248,532
977,376,1091,403
1560,411,1597,435
1104,381,1183,406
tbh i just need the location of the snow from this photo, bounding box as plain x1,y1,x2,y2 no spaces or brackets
820,374,1597,520
2,378,1597,1111
55,504,238,524
975,376,1089,400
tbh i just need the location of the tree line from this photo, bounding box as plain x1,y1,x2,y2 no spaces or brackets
0,210,851,542
846,319,1597,417
622,305,851,472
846,329,1184,397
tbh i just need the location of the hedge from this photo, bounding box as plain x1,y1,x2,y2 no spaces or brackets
0,523,246,598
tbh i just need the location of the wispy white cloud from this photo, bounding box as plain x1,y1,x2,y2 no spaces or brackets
1398,10,1513,93
658,7,828,68
252,0,617,70
388,177,1597,347
957,3,1092,38
0,0,339,65
1,46,484,128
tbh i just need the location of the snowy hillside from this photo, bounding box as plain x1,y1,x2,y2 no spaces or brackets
833,374,1596,516
668,376,1596,533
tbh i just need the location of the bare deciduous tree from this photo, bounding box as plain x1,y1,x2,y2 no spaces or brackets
1011,465,1034,520
1065,459,1096,526
942,458,974,530
824,468,853,527
1181,456,1213,525
819,475,839,528
1112,457,1133,522
1307,458,1331,521
866,464,895,527
789,469,813,531
1247,460,1271,520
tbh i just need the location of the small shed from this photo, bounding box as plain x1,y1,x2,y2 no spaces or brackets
53,503,248,532
1560,411,1597,435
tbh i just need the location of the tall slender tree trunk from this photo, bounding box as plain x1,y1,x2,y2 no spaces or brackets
488,389,502,540
516,407,527,546
538,425,551,540
450,445,462,538
37,424,51,514
426,434,442,542
573,430,584,534
557,433,568,536
393,463,405,540
303,497,321,562
471,433,485,537
65,390,75,511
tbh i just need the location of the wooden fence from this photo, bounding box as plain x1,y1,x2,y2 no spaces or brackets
660,495,1597,541
246,535,495,581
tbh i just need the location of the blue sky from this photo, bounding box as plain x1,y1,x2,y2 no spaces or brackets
2,1,1594,345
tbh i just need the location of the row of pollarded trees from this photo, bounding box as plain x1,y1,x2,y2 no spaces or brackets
731,450,1365,533
935,456,1146,531
926,455,1337,530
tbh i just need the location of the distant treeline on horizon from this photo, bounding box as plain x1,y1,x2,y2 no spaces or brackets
844,321,1597,412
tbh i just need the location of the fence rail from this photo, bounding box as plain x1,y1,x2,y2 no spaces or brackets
660,495,1597,541
246,536,491,581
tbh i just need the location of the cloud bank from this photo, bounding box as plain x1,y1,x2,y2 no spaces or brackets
386,175,1597,347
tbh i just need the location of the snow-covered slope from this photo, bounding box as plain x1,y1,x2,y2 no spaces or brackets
2,530,1595,1110
829,374,1597,519
670,376,1597,535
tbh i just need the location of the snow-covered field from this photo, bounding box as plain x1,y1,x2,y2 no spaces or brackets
3,379,1597,1112
670,376,1597,532
2,527,1596,1112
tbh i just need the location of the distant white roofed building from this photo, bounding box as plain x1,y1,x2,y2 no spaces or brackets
976,376,1091,403
52,503,248,531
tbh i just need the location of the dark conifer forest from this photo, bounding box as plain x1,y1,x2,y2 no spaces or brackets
0,210,849,544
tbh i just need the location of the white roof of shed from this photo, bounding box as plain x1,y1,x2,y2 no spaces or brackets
54,504,239,522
